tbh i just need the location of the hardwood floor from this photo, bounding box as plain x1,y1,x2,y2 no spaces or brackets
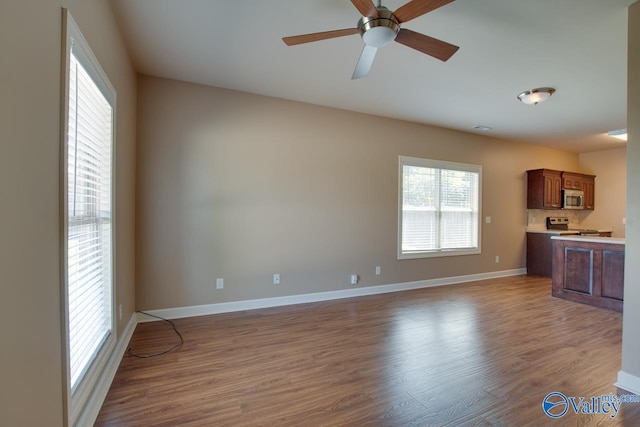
96,275,640,426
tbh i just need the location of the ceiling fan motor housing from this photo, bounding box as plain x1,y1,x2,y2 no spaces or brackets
358,7,400,47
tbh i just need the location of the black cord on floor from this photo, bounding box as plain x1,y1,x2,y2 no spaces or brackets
127,311,184,358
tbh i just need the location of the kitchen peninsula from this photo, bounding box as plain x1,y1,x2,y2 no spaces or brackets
526,216,612,277
551,235,625,312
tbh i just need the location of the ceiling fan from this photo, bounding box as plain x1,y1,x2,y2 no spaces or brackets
282,0,459,79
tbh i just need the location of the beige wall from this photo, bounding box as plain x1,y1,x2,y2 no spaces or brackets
0,1,136,425
579,147,627,237
622,1,640,383
136,75,581,310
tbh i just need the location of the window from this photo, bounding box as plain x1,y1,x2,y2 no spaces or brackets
62,10,116,425
398,156,481,259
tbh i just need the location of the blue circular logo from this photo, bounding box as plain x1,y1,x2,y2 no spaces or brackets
543,392,569,418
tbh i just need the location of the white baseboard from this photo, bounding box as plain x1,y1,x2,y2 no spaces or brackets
79,313,138,427
138,268,526,322
615,370,640,395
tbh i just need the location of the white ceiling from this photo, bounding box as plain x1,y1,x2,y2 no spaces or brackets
109,0,635,153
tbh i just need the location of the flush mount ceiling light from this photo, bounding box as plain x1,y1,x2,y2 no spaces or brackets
473,125,493,131
608,129,628,141
517,87,556,105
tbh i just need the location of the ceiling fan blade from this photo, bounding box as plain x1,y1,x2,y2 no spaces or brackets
351,0,379,18
393,0,455,23
352,45,378,79
283,28,359,46
395,28,459,62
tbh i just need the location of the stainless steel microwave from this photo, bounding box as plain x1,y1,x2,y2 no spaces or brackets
563,189,584,209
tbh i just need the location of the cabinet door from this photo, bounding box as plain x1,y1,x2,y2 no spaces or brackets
583,178,595,210
527,233,553,277
601,250,624,300
563,247,594,295
551,174,563,207
544,173,562,208
563,176,574,189
527,169,562,209
563,174,583,190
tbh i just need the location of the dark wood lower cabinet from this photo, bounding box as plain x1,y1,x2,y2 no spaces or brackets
552,238,624,312
601,250,625,300
526,232,553,277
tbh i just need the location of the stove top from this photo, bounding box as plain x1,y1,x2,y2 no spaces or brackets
571,228,600,235
546,217,599,235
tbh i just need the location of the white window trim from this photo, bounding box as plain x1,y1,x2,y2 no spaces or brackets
60,9,117,426
398,156,482,260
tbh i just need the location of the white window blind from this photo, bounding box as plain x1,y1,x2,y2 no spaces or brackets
399,156,481,259
66,38,114,391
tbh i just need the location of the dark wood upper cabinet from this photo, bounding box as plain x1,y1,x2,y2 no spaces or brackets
582,177,595,210
561,172,595,210
561,172,583,190
527,169,595,210
527,169,562,209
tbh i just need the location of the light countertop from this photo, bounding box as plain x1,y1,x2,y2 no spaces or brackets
550,235,625,245
526,227,613,235
526,228,579,235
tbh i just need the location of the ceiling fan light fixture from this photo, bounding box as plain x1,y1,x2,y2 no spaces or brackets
517,87,556,105
608,129,628,141
358,7,400,48
363,25,397,47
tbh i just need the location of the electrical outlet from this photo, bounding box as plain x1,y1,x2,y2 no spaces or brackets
216,278,224,289
119,304,122,321
623,217,626,225
486,216,492,224
375,266,381,275
495,256,500,264
350,274,358,285
273,273,280,285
